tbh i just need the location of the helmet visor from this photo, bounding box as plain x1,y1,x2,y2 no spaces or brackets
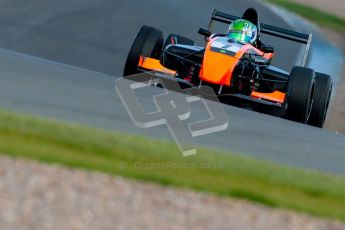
227,30,253,43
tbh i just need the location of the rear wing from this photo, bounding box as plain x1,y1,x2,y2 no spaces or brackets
208,9,312,67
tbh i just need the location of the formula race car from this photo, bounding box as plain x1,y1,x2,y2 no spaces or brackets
123,8,333,128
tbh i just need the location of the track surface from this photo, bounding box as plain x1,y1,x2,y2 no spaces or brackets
0,0,345,174
1,48,345,175
0,0,302,74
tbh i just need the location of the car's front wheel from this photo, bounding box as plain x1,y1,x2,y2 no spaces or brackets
123,26,163,76
283,66,315,124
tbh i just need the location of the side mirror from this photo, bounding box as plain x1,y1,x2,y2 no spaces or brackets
198,28,212,38
261,45,274,53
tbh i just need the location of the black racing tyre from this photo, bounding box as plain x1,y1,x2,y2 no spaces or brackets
163,34,195,48
123,26,163,76
307,73,332,128
283,66,315,123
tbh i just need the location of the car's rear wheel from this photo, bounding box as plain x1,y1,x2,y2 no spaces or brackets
123,26,163,76
283,66,315,124
307,73,332,128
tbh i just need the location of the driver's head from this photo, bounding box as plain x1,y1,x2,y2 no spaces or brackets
227,19,257,44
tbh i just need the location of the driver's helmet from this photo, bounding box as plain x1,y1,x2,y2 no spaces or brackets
227,19,258,44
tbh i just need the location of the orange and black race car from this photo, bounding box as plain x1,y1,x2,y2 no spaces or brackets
123,8,333,128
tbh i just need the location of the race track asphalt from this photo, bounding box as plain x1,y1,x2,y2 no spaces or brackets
0,0,302,74
0,0,345,174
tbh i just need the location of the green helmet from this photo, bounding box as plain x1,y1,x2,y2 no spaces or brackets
227,19,258,44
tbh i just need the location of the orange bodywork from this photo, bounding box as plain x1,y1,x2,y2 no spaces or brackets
199,40,238,86
199,39,274,87
251,90,285,104
199,50,236,86
138,56,176,75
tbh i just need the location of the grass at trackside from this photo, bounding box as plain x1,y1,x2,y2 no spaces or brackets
1,110,345,221
266,0,345,35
